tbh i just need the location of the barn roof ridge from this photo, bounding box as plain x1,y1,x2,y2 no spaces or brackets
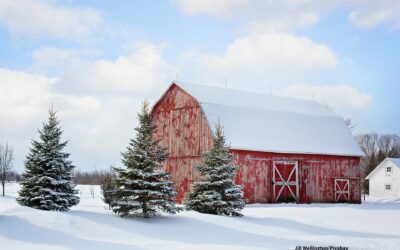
198,100,336,119
174,80,317,103
173,81,337,118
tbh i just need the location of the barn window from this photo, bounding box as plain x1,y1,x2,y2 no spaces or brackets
385,184,391,190
386,166,392,173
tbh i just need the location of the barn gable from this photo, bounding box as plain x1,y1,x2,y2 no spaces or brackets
151,84,214,202
170,81,364,157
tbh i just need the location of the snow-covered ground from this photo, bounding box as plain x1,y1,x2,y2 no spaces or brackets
1,183,400,250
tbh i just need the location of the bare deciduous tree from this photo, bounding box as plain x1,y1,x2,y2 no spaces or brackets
89,186,95,199
75,169,116,185
0,143,14,196
345,118,356,132
356,133,400,194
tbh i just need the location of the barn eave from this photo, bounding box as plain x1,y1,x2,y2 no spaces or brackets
230,147,364,158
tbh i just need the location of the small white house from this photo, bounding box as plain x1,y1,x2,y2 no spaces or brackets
366,158,400,197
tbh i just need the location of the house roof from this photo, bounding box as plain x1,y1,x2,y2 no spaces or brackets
365,158,400,180
170,81,364,157
387,158,400,167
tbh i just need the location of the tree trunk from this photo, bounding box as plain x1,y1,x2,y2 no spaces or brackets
2,181,4,196
142,199,148,218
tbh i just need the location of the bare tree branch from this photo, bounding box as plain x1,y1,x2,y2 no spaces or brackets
356,133,400,194
0,143,14,196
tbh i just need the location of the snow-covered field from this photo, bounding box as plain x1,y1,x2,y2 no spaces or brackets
1,183,400,250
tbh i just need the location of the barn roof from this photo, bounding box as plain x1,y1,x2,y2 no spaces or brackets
170,81,364,157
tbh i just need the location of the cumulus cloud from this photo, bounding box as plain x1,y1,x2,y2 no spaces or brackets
348,0,400,30
175,0,332,31
276,83,372,111
176,0,249,19
57,42,177,94
0,68,104,169
0,40,177,171
186,32,338,86
0,68,54,124
0,67,145,171
197,32,338,71
0,0,101,39
31,47,99,74
175,0,400,31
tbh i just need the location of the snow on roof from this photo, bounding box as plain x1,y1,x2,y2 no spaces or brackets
366,158,400,179
387,158,400,167
173,81,364,157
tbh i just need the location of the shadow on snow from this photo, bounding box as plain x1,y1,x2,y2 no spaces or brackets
0,215,144,250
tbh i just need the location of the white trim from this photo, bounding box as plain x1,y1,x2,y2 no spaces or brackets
365,158,390,180
334,178,350,202
272,161,299,203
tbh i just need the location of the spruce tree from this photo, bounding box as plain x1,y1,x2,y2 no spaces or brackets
111,101,180,218
17,107,79,211
185,123,245,216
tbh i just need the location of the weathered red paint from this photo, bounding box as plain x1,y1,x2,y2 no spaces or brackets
231,150,360,203
151,83,361,204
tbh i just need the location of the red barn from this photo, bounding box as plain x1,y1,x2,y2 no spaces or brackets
151,82,364,204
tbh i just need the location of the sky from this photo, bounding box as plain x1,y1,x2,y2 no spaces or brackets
0,0,399,172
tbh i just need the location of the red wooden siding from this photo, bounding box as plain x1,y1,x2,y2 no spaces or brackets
152,85,213,203
152,84,361,204
232,150,361,204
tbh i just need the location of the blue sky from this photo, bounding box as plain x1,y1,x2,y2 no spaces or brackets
0,0,399,171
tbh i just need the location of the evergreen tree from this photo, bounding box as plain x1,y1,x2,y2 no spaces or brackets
111,101,180,218
185,123,245,216
17,107,79,211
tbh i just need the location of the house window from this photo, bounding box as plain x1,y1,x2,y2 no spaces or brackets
385,184,391,190
386,166,392,173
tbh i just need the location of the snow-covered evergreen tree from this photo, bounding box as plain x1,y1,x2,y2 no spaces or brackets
17,107,79,211
111,101,180,218
185,122,245,216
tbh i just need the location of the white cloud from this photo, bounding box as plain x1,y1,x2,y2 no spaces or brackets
0,0,101,39
0,40,177,171
176,0,249,19
0,67,142,171
175,0,400,31
0,68,53,124
31,47,99,74
348,0,400,30
57,42,176,94
192,32,338,80
276,83,372,111
175,0,332,31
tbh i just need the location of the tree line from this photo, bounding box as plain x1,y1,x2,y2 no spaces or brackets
75,169,115,185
